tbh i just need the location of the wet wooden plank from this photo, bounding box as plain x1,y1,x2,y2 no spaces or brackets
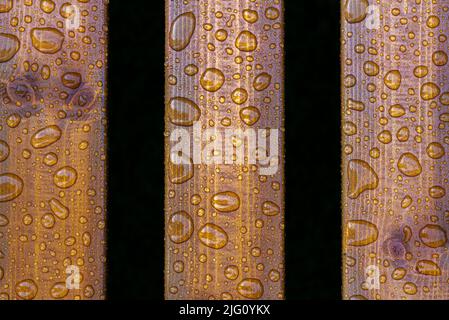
165,0,285,300
342,0,449,300
0,0,107,300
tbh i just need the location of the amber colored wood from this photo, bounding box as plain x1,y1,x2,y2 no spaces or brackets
342,0,449,300
165,0,285,300
0,0,107,300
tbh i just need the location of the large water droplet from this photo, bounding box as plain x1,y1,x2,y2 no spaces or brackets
49,198,69,220
416,260,441,276
344,0,369,23
237,278,264,299
419,224,447,248
384,70,401,90
168,153,194,184
0,140,9,162
31,125,62,149
15,279,38,300
0,0,12,13
262,201,280,216
420,82,440,100
31,27,64,54
0,173,23,202
61,72,82,89
50,282,69,299
53,166,77,189
253,72,271,91
397,153,422,177
347,159,379,199
198,223,228,249
240,106,260,126
200,68,225,92
169,12,196,51
235,31,258,52
168,211,194,244
345,220,379,246
168,97,201,126
211,191,240,212
0,33,20,63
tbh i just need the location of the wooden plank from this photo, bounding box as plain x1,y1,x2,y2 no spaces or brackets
165,0,284,300
0,0,107,300
342,0,449,299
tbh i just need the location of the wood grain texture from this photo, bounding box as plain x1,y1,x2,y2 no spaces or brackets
0,0,107,300
165,0,284,300
342,0,449,300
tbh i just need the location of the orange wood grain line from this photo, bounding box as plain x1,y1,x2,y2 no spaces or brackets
342,0,449,300
165,0,284,300
0,0,107,300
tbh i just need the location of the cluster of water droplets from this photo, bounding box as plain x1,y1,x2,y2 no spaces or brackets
165,0,284,300
0,0,107,300
343,0,449,300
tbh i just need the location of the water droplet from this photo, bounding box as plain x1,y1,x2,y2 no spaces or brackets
344,0,369,23
50,282,68,299
396,127,410,142
173,261,184,273
363,61,380,76
0,140,9,162
31,125,62,149
401,195,412,208
53,166,77,189
0,173,23,202
265,7,280,20
224,265,239,280
43,152,58,166
0,0,12,13
40,0,55,13
432,50,448,66
403,282,417,295
0,33,20,63
427,15,440,28
231,88,248,105
31,27,64,54
240,106,260,126
388,104,405,117
347,159,379,199
211,191,240,212
49,198,69,219
392,267,407,280
168,153,193,184
0,214,8,227
345,220,379,246
253,72,271,91
237,278,263,299
15,279,38,300
419,224,447,248
242,9,258,23
168,97,201,126
414,65,428,78
426,142,445,159
384,70,401,90
420,82,440,100
168,211,194,244
82,232,91,247
429,186,445,199
262,201,280,216
378,130,392,144
215,29,228,42
235,31,258,52
169,12,196,51
200,68,225,92
41,213,55,229
61,72,82,89
184,64,198,76
347,99,365,111
416,260,441,276
198,223,228,249
398,153,422,177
